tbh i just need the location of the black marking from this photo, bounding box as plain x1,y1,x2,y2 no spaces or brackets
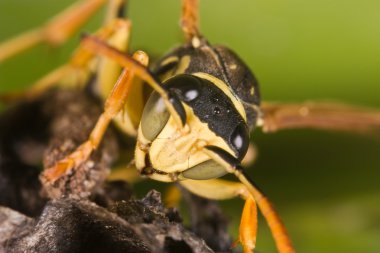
213,106,221,115
141,167,169,176
230,123,249,160
205,145,241,169
140,153,153,176
213,46,260,106
167,90,187,126
141,167,154,176
154,60,178,77
153,42,261,130
205,147,264,194
117,1,126,18
164,74,249,160
141,154,169,176
240,170,265,194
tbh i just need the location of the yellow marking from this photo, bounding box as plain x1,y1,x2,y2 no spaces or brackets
164,185,182,207
229,64,237,70
250,87,255,95
160,56,179,67
135,104,235,182
256,117,264,127
241,143,257,166
113,110,137,136
108,164,142,184
203,45,223,68
174,55,191,75
159,55,188,82
147,172,173,182
192,72,247,122
116,75,147,136
137,124,152,146
191,36,201,48
96,20,130,100
244,103,262,127
180,179,249,200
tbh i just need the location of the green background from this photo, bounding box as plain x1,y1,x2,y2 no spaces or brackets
1,1,380,252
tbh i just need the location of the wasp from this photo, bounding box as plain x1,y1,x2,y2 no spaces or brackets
1,1,380,253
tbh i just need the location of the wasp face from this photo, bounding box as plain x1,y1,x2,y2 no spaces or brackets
135,74,250,182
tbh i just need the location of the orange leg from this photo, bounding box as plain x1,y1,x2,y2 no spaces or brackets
181,0,201,41
260,101,380,135
238,197,258,253
81,35,186,128
248,184,294,253
231,174,293,253
0,19,131,103
0,0,125,63
41,50,149,184
233,171,294,253
203,147,295,253
180,179,258,253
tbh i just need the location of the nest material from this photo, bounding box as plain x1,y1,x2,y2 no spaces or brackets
0,89,237,253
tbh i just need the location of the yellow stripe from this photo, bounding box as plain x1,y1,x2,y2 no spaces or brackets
160,56,178,66
174,55,191,75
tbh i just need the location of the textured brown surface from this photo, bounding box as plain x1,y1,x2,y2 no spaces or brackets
0,89,236,253
39,90,119,199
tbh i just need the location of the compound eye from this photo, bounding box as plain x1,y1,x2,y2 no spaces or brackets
165,74,201,102
230,123,249,160
141,92,170,141
182,160,228,180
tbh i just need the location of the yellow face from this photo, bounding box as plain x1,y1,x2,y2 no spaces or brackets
135,102,235,182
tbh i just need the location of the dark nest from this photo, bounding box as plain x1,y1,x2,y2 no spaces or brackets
0,89,238,253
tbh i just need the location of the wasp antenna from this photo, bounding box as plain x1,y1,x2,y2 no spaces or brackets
181,0,201,41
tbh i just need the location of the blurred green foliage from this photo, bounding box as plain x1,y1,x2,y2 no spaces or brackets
1,1,380,252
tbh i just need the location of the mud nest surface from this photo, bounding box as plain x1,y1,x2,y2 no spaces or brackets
0,89,237,253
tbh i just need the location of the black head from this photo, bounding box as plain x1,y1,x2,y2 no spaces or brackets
164,74,249,160
154,42,261,130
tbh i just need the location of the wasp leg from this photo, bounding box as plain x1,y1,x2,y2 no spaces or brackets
180,178,257,253
0,0,127,63
260,101,380,135
181,0,201,41
41,51,148,184
163,185,183,208
239,197,258,253
81,35,187,129
0,19,131,103
108,161,143,184
203,146,295,253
